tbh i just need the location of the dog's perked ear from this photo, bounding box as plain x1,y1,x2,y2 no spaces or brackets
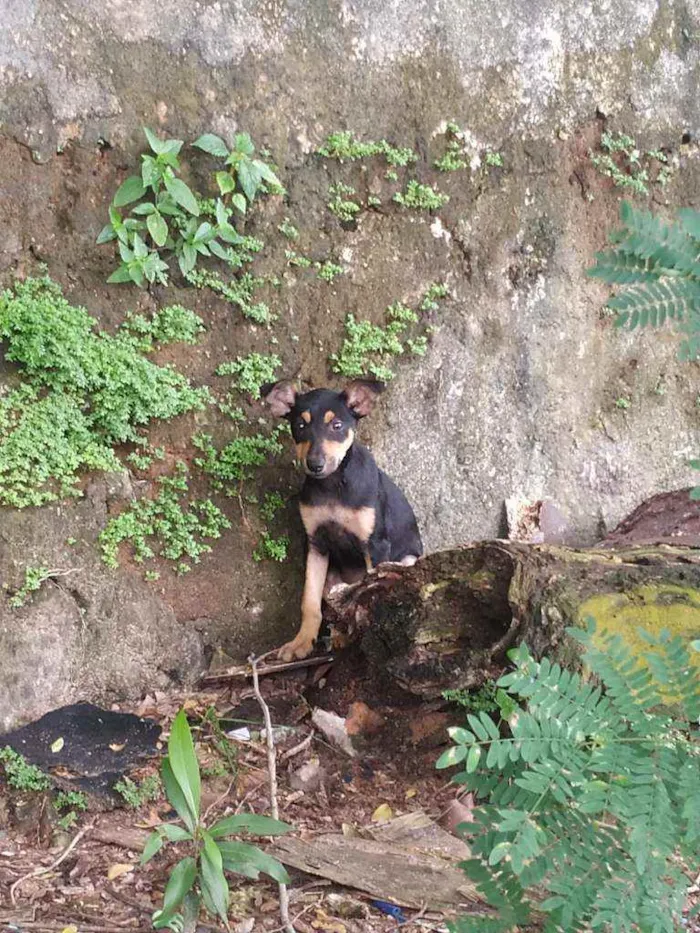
261,380,297,417
341,379,385,418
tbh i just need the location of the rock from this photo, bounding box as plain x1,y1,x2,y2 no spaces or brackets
408,711,452,748
0,702,162,799
345,701,384,737
1,0,700,725
506,497,571,544
311,709,356,758
440,796,476,837
289,757,325,793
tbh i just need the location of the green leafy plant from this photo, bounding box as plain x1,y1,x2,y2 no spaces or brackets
142,709,291,929
185,268,274,325
589,132,672,197
285,249,312,269
126,446,166,471
100,463,230,572
277,217,299,240
435,122,469,172
442,683,517,720
0,277,209,508
393,180,449,210
115,774,162,808
318,131,417,167
216,354,282,399
54,789,89,828
193,131,284,207
120,305,205,350
484,151,504,168
193,430,286,493
328,183,362,223
437,620,700,933
99,128,279,285
316,260,344,283
587,201,700,360
0,746,50,791
253,532,289,562
330,283,447,381
8,565,53,608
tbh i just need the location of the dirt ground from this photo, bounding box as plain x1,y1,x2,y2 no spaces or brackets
0,661,468,933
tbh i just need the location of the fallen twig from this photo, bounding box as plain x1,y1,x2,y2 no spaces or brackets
250,653,295,933
10,820,95,905
280,729,315,762
200,654,334,685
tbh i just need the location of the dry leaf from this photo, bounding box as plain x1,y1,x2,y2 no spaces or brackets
371,803,393,823
109,742,126,752
311,909,346,933
107,862,134,881
341,822,358,837
61,926,78,933
405,787,418,799
50,737,64,753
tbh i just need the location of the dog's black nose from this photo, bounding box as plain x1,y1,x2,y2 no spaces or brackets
307,458,325,475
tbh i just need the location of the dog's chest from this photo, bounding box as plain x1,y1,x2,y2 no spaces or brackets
300,502,376,543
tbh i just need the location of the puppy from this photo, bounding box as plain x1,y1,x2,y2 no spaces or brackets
263,378,422,660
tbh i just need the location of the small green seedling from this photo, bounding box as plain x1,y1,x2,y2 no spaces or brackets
393,180,449,210
216,354,281,399
328,183,362,223
193,131,284,207
115,774,162,808
0,746,50,791
142,710,291,929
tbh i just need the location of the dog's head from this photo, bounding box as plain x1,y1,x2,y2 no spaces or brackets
262,379,384,478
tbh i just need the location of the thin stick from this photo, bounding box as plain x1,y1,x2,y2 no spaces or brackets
280,729,314,762
249,654,295,933
10,821,95,904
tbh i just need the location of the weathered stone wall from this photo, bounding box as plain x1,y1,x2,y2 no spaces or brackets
1,0,699,728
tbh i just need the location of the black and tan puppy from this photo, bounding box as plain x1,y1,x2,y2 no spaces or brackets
263,379,423,661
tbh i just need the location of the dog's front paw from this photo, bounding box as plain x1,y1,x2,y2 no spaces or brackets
278,636,315,662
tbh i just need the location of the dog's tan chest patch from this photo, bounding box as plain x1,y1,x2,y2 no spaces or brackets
300,503,376,542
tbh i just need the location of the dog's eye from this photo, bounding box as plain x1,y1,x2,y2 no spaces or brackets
331,420,343,432
296,420,306,432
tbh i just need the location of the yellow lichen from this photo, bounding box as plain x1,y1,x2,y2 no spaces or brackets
578,585,700,694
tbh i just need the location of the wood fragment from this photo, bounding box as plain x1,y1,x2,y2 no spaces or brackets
267,834,481,911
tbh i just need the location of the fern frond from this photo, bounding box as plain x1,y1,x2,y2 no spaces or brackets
588,249,662,284
639,629,700,721
677,755,700,848
615,201,700,276
608,278,700,329
678,207,700,244
569,625,663,730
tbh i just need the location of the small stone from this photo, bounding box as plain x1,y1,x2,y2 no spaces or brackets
345,701,384,736
440,795,475,837
408,710,450,747
311,708,356,757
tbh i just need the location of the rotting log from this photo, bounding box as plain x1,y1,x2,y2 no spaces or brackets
324,540,700,698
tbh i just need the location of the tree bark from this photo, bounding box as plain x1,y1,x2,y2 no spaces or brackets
324,541,700,698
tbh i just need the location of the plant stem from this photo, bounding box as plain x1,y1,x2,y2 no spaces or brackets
249,654,295,933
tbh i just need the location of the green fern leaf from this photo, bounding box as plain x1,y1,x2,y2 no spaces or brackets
588,249,662,284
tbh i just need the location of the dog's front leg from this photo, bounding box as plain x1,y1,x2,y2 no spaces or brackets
278,547,329,661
